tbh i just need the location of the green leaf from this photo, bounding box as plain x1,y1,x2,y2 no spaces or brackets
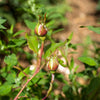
97,0,100,10
85,36,92,45
6,72,16,84
13,30,25,37
0,17,6,29
82,77,100,100
4,53,17,69
48,13,63,20
46,20,55,28
7,38,26,48
87,26,100,34
26,34,38,53
87,77,100,94
13,38,26,45
18,67,30,80
0,25,6,29
38,78,47,85
58,58,66,67
69,57,74,71
56,74,66,83
78,56,97,66
76,73,84,77
69,73,74,80
0,18,6,24
7,25,14,35
68,32,73,40
10,25,14,34
53,28,64,34
0,84,12,96
13,38,26,46
44,40,67,58
31,71,46,84
24,20,36,30
67,32,73,45
62,84,70,92
74,65,79,73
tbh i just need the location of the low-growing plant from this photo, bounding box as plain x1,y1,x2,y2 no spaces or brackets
1,14,100,100
0,13,75,100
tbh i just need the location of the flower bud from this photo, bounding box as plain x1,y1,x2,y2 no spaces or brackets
34,23,47,36
47,57,58,71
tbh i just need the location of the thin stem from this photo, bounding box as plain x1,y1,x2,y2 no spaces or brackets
14,41,44,100
18,95,28,99
42,73,55,100
13,66,29,78
44,13,46,24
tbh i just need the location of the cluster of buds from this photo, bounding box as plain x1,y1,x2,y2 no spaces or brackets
47,57,58,71
35,14,58,71
34,14,47,37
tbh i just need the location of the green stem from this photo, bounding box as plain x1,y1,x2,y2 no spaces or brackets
42,73,55,100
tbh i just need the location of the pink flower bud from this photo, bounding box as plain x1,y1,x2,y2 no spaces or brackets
34,23,47,36
47,57,58,71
